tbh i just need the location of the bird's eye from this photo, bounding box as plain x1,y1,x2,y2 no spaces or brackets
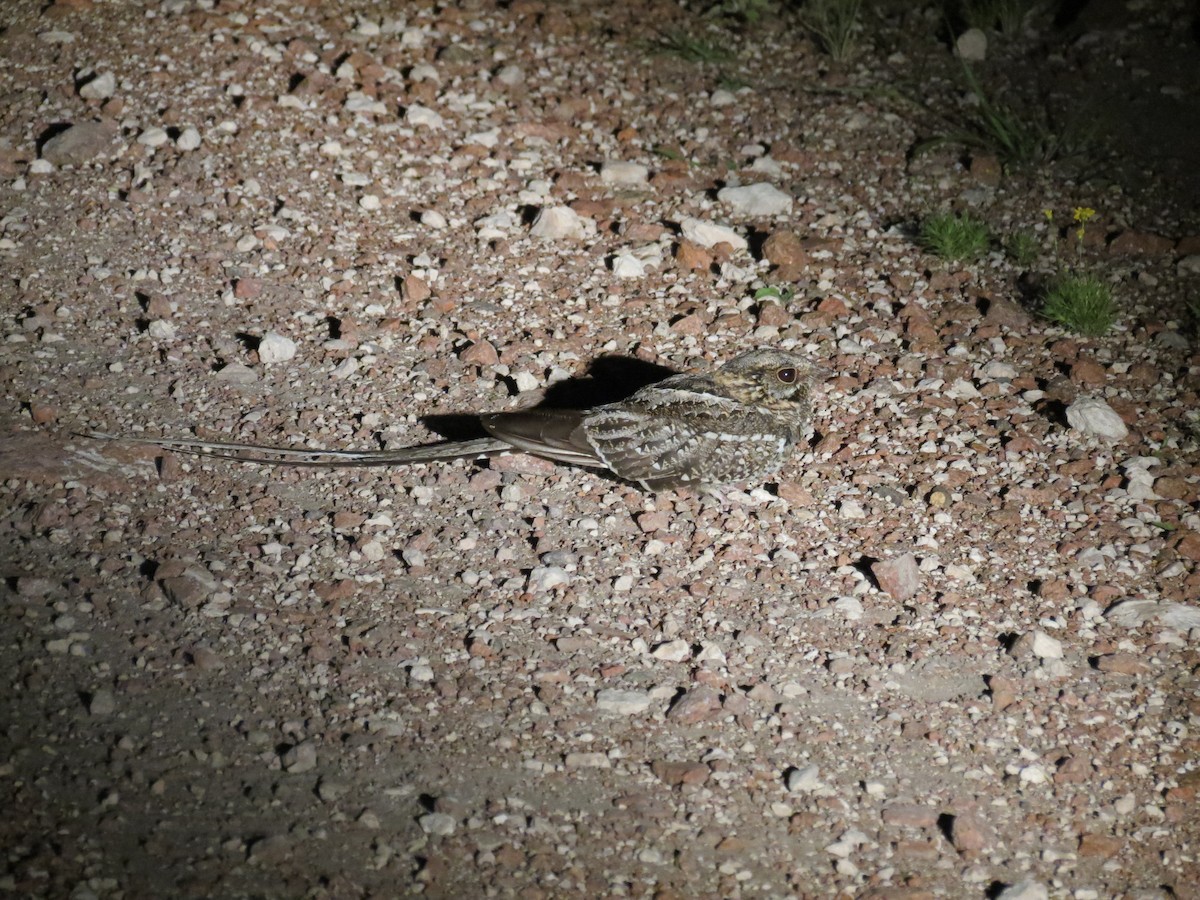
777,367,797,384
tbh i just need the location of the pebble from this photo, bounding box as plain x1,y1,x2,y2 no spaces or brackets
258,332,297,364
1011,630,1063,660
716,183,793,216
955,28,987,61
359,194,382,211
679,217,747,250
996,881,1050,900
651,639,691,662
564,752,611,769
833,596,864,621
281,741,318,773
147,319,176,340
419,812,457,836
527,566,570,591
89,688,116,716
176,127,202,151
839,499,866,519
600,160,649,185
825,828,868,858
79,72,116,100
41,121,116,165
785,764,821,793
214,362,258,384
1066,396,1128,441
1105,599,1200,632
530,206,590,240
871,553,920,600
710,88,737,106
420,210,447,229
666,685,721,724
137,127,170,148
611,252,645,278
595,689,651,715
405,104,445,128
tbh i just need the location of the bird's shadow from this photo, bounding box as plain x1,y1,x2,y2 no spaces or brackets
420,355,677,440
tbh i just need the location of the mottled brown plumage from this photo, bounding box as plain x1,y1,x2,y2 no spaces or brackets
83,350,825,491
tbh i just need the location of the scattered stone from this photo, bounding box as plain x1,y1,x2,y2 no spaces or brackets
716,183,793,216
176,127,202,151
88,688,115,716
762,230,810,269
995,881,1049,900
531,206,590,240
79,72,116,100
881,804,938,828
257,332,297,364
674,239,712,270
460,340,499,366
600,160,649,185
281,741,317,773
405,104,445,128
1078,833,1122,859
214,362,258,384
651,639,691,662
611,252,645,278
1010,630,1063,660
666,685,721,724
595,689,651,715
1066,396,1128,441
137,127,170,148
955,28,987,61
1105,599,1200,632
871,553,920,600
678,217,747,251
651,760,709,786
949,811,991,854
527,566,570,591
41,121,117,165
785,765,821,793
564,752,610,769
419,812,457,836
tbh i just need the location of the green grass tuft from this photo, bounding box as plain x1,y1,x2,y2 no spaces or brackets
800,0,862,61
654,30,735,63
920,212,991,261
1004,231,1038,267
1041,274,1116,336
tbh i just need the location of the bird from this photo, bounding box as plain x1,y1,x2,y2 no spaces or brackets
82,349,826,491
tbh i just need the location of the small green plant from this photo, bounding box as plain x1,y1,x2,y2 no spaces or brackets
654,30,735,63
920,212,991,260
1041,273,1116,336
754,285,794,302
1004,231,1038,267
962,0,1039,34
800,0,862,61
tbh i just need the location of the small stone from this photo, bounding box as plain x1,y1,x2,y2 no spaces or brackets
531,205,590,240
651,639,691,662
995,880,1049,900
1078,833,1122,858
1093,652,1148,675
717,182,793,216
955,28,987,62
1066,396,1128,441
949,811,991,854
79,72,116,100
611,252,645,278
651,760,709,786
595,689,651,715
176,127,202,151
88,688,115,716
214,362,258,384
257,332,297,364
359,194,381,211
666,685,721,724
678,217,747,251
419,812,457,836
674,240,712,271
137,127,170,148
147,319,176,340
41,121,117,165
460,340,499,366
871,553,920,600
1010,630,1063,660
317,778,348,802
881,804,938,828
785,765,821,793
405,104,445,128
762,230,810,268
420,209,447,229
281,741,317,773
564,752,610,769
527,566,570,592
600,160,649,185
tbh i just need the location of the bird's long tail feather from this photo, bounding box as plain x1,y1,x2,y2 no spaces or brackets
78,432,510,467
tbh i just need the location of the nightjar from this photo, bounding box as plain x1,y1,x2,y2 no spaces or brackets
84,349,826,491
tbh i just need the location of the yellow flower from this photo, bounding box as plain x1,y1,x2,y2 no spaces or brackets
1072,207,1096,224
1043,209,1054,222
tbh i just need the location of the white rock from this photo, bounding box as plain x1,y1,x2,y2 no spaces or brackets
1066,396,1127,441
359,194,381,211
717,182,793,216
1029,631,1063,660
419,813,457,836
839,499,866,519
531,206,590,240
527,566,570,591
833,596,864,621
147,319,176,340
1177,254,1200,275
600,160,649,185
405,104,444,128
710,88,737,106
344,93,387,115
595,689,651,715
786,764,821,793
137,127,170,147
474,211,516,238
749,155,784,177
679,217,747,250
258,332,297,364
611,252,645,278
495,64,524,86
996,880,1049,900
360,539,385,562
945,378,981,400
79,72,116,100
651,639,691,662
29,159,54,174
176,127,202,151
1105,599,1200,633
955,28,988,62
1018,763,1049,784
214,362,257,384
421,210,447,229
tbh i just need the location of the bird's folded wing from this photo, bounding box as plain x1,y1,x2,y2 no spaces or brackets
77,432,509,467
479,409,601,467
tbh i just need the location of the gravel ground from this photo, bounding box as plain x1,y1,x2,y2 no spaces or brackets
3,0,1199,897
